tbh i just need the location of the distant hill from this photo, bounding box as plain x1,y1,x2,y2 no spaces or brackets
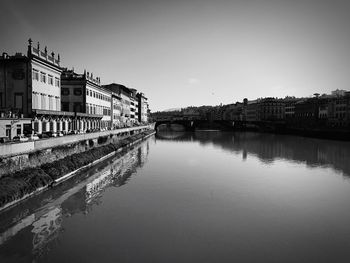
161,108,181,112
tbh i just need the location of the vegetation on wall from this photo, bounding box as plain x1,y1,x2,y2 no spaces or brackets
0,130,154,208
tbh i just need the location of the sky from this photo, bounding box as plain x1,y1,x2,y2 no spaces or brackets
1,0,350,111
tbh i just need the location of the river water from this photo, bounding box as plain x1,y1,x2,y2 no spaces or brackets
1,131,350,263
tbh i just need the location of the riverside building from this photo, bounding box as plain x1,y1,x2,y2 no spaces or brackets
0,40,150,139
61,69,112,131
129,89,138,125
243,99,260,122
258,98,285,121
0,39,73,136
137,92,149,124
111,91,122,129
102,83,132,127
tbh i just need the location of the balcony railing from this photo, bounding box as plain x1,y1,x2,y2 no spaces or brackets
29,46,60,67
33,109,74,116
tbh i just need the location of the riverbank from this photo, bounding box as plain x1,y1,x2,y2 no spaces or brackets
0,130,155,212
157,121,350,141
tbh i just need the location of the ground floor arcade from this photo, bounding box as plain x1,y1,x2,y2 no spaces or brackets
32,110,107,134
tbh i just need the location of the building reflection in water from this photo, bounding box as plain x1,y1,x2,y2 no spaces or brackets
156,131,350,177
0,140,150,262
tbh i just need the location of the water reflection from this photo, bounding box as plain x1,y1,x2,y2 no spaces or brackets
0,140,150,262
157,131,350,177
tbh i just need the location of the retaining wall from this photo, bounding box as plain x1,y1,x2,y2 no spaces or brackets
0,125,153,177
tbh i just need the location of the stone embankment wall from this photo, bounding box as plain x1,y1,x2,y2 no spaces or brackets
0,125,152,177
0,129,155,212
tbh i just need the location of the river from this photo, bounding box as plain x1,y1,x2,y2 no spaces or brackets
1,131,350,263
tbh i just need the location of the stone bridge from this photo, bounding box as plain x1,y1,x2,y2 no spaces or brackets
155,119,243,131
155,118,286,132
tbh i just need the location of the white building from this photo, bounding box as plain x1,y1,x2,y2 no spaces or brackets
61,69,112,131
137,92,149,123
0,117,31,139
0,39,73,136
102,84,132,127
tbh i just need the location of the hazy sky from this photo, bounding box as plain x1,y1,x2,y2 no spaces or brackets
1,0,350,111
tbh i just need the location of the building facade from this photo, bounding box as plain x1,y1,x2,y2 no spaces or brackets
61,69,111,131
102,83,133,127
244,99,260,122
137,92,149,123
0,39,74,135
129,89,138,124
284,97,298,119
0,40,150,139
222,103,244,121
111,91,122,129
328,93,350,128
258,98,285,121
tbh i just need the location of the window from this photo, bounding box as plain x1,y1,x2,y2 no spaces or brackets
61,102,69,111
74,102,82,112
32,92,38,109
17,124,21,136
6,125,11,137
74,88,82,96
56,97,60,111
37,93,41,109
55,77,60,87
41,94,46,109
49,96,53,110
40,72,46,83
48,75,54,85
89,90,92,97
14,93,23,109
86,89,89,96
32,69,39,81
61,88,70,96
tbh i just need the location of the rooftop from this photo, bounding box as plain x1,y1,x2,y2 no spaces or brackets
27,38,60,68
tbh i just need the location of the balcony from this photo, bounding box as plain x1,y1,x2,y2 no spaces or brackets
33,109,74,117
